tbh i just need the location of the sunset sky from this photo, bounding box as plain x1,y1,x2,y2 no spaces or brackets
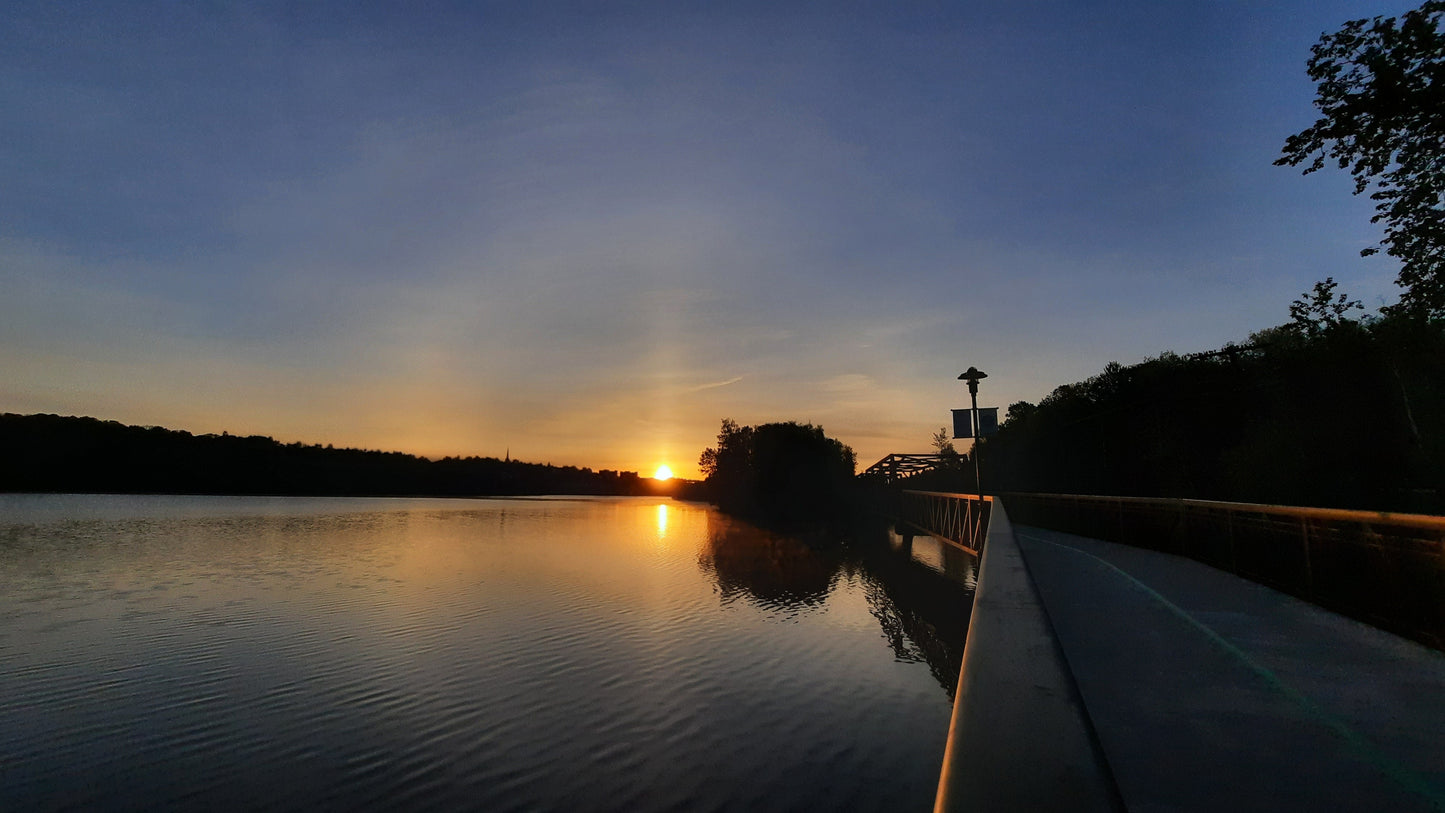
1,1,1413,478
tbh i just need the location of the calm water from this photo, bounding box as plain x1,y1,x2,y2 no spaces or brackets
0,495,974,812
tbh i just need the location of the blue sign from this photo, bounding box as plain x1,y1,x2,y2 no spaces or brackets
952,407,999,439
978,407,999,437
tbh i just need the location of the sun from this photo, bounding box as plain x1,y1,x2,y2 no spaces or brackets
653,465,674,481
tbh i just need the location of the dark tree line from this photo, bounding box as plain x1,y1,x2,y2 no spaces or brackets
0,413,658,497
978,306,1445,513
692,419,860,530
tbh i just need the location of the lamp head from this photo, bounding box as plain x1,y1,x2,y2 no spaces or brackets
958,366,987,396
957,366,987,383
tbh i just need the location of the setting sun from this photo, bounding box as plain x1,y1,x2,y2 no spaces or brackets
653,465,674,481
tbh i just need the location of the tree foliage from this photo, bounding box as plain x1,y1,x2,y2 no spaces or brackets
0,413,653,497
1289,277,1364,336
981,312,1445,513
698,419,858,528
1277,1,1445,315
1005,401,1037,425
930,426,958,457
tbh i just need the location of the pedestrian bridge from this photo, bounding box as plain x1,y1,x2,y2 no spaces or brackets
891,489,1445,812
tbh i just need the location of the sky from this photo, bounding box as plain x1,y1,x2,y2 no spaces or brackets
0,0,1417,479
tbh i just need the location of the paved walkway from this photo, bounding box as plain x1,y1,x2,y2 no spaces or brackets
1013,525,1445,813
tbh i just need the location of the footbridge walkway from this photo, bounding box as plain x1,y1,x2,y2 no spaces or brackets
890,489,1445,813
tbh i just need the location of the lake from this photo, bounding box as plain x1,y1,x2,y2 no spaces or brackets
0,494,974,812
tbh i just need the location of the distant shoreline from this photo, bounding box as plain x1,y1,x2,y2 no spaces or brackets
0,413,690,500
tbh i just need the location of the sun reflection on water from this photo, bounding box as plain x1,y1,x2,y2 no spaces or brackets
0,495,963,812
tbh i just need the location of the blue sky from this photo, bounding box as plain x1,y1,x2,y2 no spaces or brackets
0,1,1414,476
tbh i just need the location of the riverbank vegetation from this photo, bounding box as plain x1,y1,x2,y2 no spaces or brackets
0,413,666,497
979,302,1444,513
689,419,862,531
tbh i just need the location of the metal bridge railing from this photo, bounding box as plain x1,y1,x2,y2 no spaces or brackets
860,453,955,485
898,490,993,556
1002,492,1445,651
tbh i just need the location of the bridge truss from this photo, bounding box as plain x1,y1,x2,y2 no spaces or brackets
859,453,957,484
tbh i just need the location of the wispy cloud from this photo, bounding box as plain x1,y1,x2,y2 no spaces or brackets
686,376,744,393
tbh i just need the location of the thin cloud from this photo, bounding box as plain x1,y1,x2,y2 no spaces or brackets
686,376,744,393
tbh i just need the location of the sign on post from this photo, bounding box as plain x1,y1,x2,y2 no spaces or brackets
978,407,999,437
952,407,999,439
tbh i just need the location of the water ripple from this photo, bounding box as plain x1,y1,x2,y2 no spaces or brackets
0,495,964,812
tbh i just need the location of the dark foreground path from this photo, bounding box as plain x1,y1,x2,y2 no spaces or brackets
1011,525,1445,813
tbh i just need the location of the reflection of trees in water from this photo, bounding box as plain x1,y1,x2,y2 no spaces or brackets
857,532,976,699
695,514,976,698
697,513,844,612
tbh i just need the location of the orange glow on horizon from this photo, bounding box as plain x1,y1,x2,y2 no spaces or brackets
653,465,674,481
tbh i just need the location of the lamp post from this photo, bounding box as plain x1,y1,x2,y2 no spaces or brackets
958,366,987,494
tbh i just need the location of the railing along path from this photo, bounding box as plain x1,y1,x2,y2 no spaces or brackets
897,490,993,556
1004,492,1445,651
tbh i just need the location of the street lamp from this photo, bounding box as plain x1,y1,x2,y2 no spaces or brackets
958,367,987,494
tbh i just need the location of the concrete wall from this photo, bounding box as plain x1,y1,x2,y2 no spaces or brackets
933,500,1121,813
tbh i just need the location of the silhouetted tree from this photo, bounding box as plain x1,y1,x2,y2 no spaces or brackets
1277,1,1445,315
1289,277,1365,336
930,426,957,457
1004,401,1037,425
698,418,857,529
